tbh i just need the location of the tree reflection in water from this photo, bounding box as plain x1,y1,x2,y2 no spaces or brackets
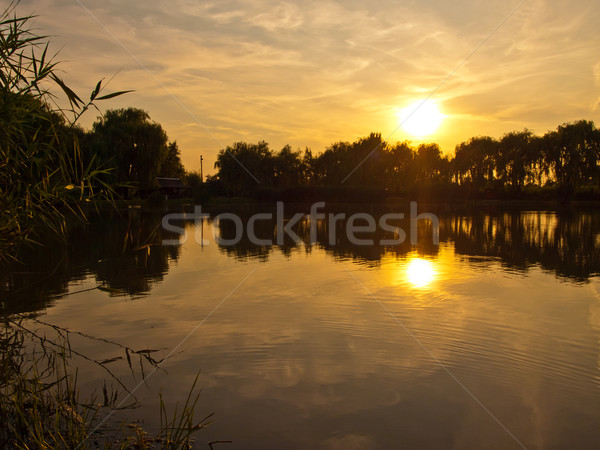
2,206,599,314
1,209,181,314
215,206,600,283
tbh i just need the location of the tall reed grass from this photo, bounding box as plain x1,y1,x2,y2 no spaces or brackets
0,1,130,260
1,317,214,449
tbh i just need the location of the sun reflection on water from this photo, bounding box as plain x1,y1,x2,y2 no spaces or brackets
405,258,436,288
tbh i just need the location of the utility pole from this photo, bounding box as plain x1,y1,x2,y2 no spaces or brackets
200,155,203,183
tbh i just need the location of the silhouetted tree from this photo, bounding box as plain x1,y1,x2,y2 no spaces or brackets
415,143,444,183
91,108,169,194
301,148,316,184
313,141,350,185
543,120,600,189
453,136,498,188
208,121,600,201
388,141,415,193
213,141,274,195
273,145,304,187
313,133,390,188
160,141,186,178
497,130,534,189
348,133,390,187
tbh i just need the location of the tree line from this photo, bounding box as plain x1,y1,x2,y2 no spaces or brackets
211,121,600,201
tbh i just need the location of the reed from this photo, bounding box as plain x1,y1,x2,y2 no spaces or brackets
0,317,213,449
0,1,130,260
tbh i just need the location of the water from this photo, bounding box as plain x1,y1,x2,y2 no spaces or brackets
2,205,600,449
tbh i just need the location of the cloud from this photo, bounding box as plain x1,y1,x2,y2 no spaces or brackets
14,0,600,170
593,62,600,86
245,2,304,31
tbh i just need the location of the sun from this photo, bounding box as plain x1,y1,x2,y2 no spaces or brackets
397,99,444,138
405,258,436,288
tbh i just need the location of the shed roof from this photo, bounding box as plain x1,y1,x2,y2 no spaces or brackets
156,177,190,189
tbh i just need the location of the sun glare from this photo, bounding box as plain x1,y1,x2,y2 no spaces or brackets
398,99,444,138
405,258,436,288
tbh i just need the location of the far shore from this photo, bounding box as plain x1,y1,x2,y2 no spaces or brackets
88,196,600,214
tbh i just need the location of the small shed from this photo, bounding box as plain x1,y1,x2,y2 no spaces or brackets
156,177,191,198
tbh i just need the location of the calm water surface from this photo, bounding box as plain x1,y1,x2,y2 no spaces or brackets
3,205,600,449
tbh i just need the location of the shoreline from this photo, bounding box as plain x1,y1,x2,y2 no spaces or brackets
86,196,600,215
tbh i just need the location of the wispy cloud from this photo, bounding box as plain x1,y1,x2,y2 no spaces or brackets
245,2,304,31
18,0,600,170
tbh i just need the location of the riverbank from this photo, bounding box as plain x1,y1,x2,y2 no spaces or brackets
91,194,600,215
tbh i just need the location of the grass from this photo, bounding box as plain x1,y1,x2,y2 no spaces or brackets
0,316,216,449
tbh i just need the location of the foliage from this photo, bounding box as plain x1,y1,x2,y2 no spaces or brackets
497,130,534,189
184,171,210,203
184,171,203,188
90,108,174,194
0,317,212,449
544,120,600,188
212,121,600,201
453,136,498,187
0,2,130,257
0,321,100,448
161,141,186,179
159,374,214,449
273,145,304,187
213,141,274,196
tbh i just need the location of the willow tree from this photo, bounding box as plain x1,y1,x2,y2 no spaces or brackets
90,108,172,194
453,136,498,188
543,120,600,188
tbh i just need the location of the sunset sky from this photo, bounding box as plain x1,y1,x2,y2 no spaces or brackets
19,0,600,174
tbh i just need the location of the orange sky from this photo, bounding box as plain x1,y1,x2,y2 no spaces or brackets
20,0,600,175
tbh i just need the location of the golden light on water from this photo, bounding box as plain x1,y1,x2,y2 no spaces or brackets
405,258,436,288
397,99,444,138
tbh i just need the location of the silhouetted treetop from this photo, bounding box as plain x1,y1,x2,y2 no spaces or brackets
211,120,600,201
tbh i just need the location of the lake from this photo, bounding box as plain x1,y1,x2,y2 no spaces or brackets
2,203,600,449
